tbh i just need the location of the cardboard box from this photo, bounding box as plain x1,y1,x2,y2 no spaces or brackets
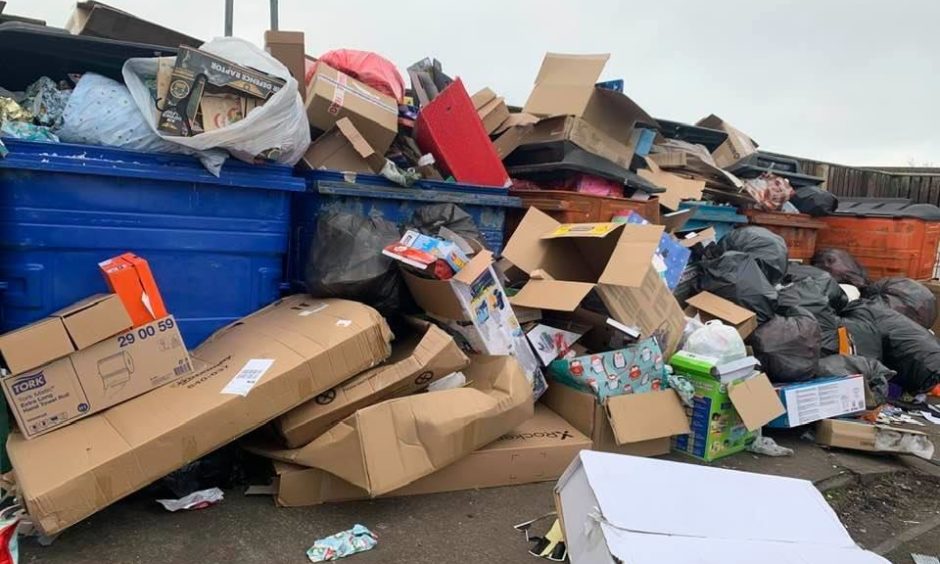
696,114,758,169
637,157,705,211
523,53,656,147
521,115,634,169
767,375,866,428
414,79,510,187
301,118,385,173
671,353,785,462
0,318,74,376
816,419,935,460
502,208,686,356
272,404,591,506
306,62,398,154
52,294,132,350
541,375,689,457
7,296,393,535
264,30,306,101
98,253,168,327
157,46,286,137
400,251,544,395
555,450,889,564
471,88,511,135
613,210,691,292
3,315,190,439
247,355,535,497
492,123,534,159
685,291,758,339
65,1,202,48
547,336,666,401
276,322,470,447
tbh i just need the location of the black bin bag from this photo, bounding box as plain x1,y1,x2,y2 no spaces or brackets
786,263,848,312
812,248,869,289
862,277,937,329
778,276,841,356
698,251,778,323
750,306,821,383
715,226,789,285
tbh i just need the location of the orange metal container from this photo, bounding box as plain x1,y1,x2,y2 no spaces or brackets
816,216,940,280
742,210,826,261
504,190,661,238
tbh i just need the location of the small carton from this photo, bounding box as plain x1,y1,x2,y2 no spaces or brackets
276,322,469,448
670,352,784,462
685,291,758,339
555,451,888,564
51,294,132,350
2,316,191,439
547,337,666,401
400,250,544,396
0,318,74,376
767,375,866,429
541,374,689,457
471,87,511,135
523,52,656,147
264,30,306,100
816,419,935,460
502,207,686,356
696,114,758,169
248,355,535,497
157,46,285,136
306,62,398,154
98,253,168,327
301,117,385,173
271,404,591,506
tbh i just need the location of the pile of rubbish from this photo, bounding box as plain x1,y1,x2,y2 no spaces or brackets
0,3,937,563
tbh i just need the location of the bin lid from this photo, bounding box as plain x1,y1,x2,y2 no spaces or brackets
833,198,940,220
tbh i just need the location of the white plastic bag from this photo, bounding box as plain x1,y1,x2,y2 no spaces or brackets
122,37,310,174
59,73,227,170
684,320,746,364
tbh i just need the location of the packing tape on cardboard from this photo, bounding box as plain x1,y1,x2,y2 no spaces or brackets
319,73,398,114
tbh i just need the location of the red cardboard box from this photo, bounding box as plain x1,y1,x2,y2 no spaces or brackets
414,79,509,188
98,253,168,326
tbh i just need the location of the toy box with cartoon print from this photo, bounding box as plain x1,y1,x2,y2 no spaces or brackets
547,337,666,401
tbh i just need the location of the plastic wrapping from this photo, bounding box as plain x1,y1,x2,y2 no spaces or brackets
318,49,406,102
715,226,789,285
742,173,794,211
816,355,894,407
305,212,405,317
698,251,778,323
790,184,837,216
812,249,869,288
23,76,70,128
751,306,821,383
684,320,746,364
862,277,937,329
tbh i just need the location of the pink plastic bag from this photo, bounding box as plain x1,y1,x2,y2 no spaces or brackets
313,50,405,103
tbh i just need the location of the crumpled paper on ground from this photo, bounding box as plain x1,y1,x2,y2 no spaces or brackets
156,487,224,512
307,524,377,562
747,434,794,457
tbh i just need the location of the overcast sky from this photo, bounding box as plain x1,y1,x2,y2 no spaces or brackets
11,0,939,166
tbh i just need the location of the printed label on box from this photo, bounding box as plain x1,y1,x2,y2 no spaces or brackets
222,359,275,396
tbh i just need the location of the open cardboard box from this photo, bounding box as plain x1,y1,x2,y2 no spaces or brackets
685,291,758,339
502,207,686,356
301,117,385,173
696,114,758,169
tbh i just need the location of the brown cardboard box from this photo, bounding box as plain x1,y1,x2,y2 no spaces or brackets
492,123,534,159
7,296,393,535
247,355,535,497
264,30,306,101
272,404,590,506
301,118,386,173
816,419,935,459
3,315,190,439
637,157,705,211
306,63,398,154
685,291,758,339
520,116,634,169
65,1,201,48
696,114,758,169
523,53,656,146
471,88,511,135
276,322,470,447
52,294,132,350
541,378,689,457
502,208,687,356
0,318,73,376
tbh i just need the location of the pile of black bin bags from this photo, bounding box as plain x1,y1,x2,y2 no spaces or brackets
697,226,940,397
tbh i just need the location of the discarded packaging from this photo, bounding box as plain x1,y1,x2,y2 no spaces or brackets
816,419,935,460
307,524,377,563
767,375,866,428
99,253,168,327
548,337,666,401
156,487,224,512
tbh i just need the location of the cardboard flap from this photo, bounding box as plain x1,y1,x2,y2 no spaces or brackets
686,292,755,325
400,271,467,321
540,223,623,239
637,156,706,212
728,373,786,431
502,207,562,274
510,280,594,312
598,224,663,287
524,53,609,117
605,390,690,444
453,251,494,285
335,118,378,160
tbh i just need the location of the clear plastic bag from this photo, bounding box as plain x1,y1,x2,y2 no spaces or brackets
684,320,746,364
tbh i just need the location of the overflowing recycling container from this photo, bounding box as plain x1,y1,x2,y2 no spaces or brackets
0,139,304,348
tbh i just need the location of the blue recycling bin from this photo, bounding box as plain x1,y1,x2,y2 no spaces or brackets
0,139,304,349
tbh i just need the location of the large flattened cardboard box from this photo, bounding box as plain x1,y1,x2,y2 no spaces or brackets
503,208,686,356
523,53,657,148
541,375,689,457
767,375,866,428
273,404,590,506
7,296,393,535
276,322,470,447
247,355,535,497
555,450,889,564
400,250,543,395
306,62,398,154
